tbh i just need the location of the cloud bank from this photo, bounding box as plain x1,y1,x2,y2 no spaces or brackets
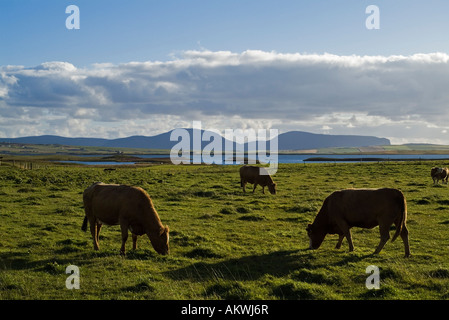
1,50,449,144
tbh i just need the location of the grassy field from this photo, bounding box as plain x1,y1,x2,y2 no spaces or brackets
1,160,449,300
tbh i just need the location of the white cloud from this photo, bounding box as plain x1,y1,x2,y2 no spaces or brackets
1,50,449,143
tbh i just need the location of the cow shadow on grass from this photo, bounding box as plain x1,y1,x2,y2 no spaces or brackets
164,248,373,282
0,250,78,274
0,251,38,271
164,249,303,281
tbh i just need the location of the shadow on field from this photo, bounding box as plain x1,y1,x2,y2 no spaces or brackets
0,250,75,274
164,248,376,282
0,251,36,271
164,249,313,281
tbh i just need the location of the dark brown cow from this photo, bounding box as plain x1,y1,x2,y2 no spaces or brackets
239,165,276,194
82,182,169,255
306,188,410,257
431,167,448,184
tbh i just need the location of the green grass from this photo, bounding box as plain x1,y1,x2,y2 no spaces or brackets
1,161,449,300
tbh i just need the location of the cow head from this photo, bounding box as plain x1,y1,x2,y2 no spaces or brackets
306,223,326,250
268,183,276,195
149,225,170,255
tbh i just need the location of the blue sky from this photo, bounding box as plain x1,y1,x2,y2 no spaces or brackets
1,1,449,144
2,0,448,66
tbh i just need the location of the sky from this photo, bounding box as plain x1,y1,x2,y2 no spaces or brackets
1,0,449,144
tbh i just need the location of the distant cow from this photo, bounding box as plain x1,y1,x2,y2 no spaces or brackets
82,182,169,255
431,167,448,184
306,188,410,257
239,165,276,194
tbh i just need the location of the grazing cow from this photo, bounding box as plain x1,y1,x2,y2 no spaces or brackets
239,165,276,194
431,167,448,184
82,182,169,255
306,188,410,257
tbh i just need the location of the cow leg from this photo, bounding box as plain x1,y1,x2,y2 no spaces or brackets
262,186,265,194
374,224,390,254
96,223,102,247
335,221,354,251
240,179,246,192
400,224,411,257
89,219,99,250
345,230,354,252
120,223,129,255
132,233,138,250
335,234,345,249
252,183,258,193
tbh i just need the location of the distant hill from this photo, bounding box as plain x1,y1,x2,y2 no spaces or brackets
0,135,110,147
277,131,390,151
0,130,390,151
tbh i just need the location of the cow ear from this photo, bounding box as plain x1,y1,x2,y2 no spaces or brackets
160,226,169,236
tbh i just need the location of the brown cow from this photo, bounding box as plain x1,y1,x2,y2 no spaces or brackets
306,188,410,257
431,167,448,184
240,165,276,194
82,182,169,255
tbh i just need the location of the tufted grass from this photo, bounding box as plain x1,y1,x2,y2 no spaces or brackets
1,161,449,300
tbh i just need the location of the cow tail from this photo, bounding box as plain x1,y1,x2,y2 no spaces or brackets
392,195,407,242
81,216,88,232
